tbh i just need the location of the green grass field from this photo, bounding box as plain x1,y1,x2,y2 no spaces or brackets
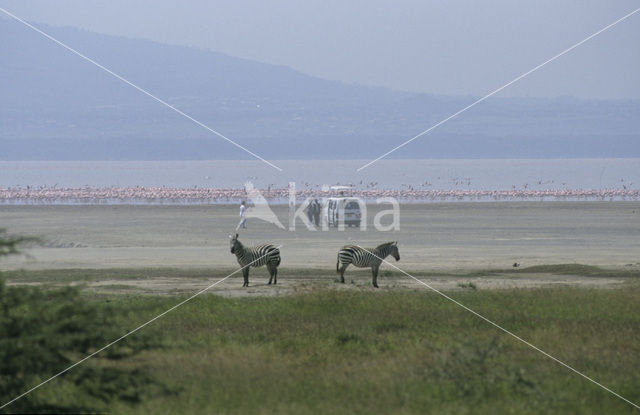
6,267,639,414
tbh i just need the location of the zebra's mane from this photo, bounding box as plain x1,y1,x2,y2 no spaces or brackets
376,241,396,250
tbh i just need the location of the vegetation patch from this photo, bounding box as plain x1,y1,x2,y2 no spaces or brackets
516,264,640,278
2,286,631,414
457,281,478,290
0,233,167,414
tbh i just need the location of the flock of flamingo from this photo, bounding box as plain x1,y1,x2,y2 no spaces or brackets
1,186,638,204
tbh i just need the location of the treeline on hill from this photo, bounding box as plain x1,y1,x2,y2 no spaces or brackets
0,230,166,414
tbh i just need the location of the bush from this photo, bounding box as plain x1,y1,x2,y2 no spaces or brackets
0,230,162,413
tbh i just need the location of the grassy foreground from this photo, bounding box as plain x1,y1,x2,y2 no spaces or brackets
14,282,639,414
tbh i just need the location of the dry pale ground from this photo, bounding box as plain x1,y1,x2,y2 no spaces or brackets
77,272,631,298
1,202,639,294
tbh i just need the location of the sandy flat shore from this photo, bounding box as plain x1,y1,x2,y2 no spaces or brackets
32,272,627,297
1,202,639,273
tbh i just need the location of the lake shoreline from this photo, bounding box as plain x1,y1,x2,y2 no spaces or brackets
2,185,639,205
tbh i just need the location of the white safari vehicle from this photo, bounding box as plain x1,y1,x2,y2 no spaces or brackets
326,197,362,228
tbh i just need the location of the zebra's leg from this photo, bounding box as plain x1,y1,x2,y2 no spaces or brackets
267,263,276,285
339,264,348,283
371,265,379,288
243,267,250,287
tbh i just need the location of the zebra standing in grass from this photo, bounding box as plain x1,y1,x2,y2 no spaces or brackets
336,242,400,288
229,233,281,287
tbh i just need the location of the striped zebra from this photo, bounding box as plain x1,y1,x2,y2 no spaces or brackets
336,242,400,288
229,233,281,287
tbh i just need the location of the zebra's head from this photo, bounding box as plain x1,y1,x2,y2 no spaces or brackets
390,241,400,261
229,233,240,254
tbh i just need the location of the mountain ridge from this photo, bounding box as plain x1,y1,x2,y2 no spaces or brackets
2,19,639,160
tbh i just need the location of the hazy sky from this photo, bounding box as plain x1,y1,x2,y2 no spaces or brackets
2,0,639,99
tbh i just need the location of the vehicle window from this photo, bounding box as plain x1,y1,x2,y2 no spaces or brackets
345,202,359,209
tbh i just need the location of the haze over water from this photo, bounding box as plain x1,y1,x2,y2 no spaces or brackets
1,159,638,191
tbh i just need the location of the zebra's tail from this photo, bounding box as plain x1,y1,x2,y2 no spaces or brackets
272,247,281,267
336,254,340,273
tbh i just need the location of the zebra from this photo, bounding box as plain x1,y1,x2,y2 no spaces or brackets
336,242,400,288
229,233,281,287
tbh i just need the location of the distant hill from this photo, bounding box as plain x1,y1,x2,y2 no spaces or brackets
1,19,639,160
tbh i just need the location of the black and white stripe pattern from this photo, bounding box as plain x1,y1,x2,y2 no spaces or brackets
229,233,281,287
336,242,400,288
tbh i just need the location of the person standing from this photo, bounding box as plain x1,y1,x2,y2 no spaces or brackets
305,200,314,224
237,200,247,230
312,199,321,226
